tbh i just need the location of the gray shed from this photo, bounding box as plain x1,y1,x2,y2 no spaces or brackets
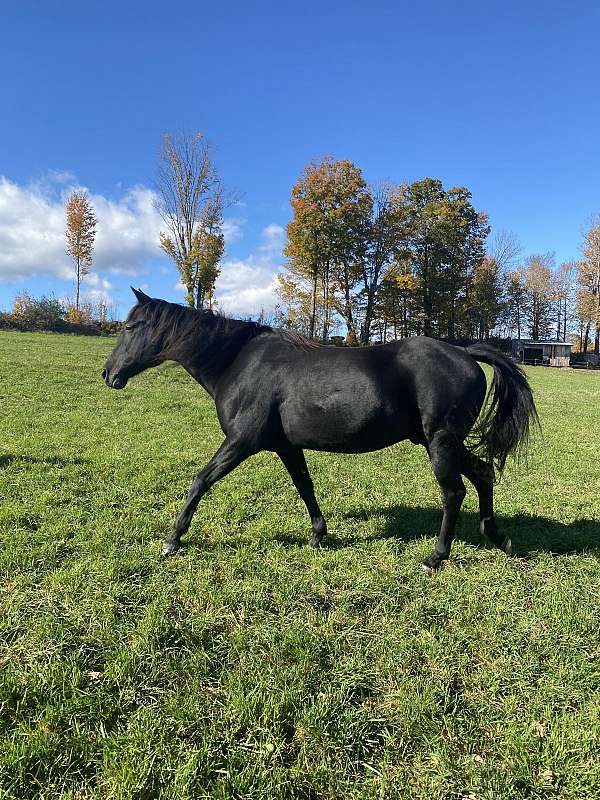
510,339,572,367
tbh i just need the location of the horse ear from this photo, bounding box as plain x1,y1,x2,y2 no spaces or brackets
131,286,151,305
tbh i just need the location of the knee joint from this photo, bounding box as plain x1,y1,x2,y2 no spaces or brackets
442,484,466,508
191,475,208,495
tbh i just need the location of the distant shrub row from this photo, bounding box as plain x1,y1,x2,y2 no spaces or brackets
0,293,121,336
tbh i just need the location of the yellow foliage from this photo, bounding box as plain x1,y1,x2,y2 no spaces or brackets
65,303,93,324
12,292,33,318
65,191,96,276
393,273,419,291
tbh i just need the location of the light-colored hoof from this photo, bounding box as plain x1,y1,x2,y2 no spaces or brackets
161,542,180,558
502,537,512,556
421,557,446,573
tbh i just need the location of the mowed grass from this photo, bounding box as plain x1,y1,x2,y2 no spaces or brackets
1,331,600,800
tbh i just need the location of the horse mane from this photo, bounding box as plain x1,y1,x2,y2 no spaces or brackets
139,299,320,356
271,328,321,350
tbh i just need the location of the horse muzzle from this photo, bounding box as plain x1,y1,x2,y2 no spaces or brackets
102,368,127,390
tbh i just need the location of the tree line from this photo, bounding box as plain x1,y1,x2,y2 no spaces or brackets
274,157,600,353
6,133,600,352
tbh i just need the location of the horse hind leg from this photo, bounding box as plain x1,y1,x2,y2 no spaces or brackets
422,429,467,572
278,446,327,547
460,447,511,556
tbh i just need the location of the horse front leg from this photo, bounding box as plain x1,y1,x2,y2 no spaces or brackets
278,447,327,547
161,437,250,556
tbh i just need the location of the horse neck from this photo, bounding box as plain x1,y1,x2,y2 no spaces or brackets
173,317,262,396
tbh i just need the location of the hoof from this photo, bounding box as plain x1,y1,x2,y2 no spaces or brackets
310,537,323,549
501,537,512,556
421,554,446,573
482,519,511,556
161,542,180,558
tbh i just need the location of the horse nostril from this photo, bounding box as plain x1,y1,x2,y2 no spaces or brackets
101,369,107,380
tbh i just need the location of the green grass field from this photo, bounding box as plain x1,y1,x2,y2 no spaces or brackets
1,330,600,800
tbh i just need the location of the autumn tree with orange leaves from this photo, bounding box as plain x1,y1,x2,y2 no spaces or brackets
283,157,371,341
281,160,490,343
65,191,97,313
282,160,407,343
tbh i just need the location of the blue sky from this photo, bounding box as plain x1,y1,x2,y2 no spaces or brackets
1,0,599,317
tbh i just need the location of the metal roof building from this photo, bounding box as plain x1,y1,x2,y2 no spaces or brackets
510,339,572,367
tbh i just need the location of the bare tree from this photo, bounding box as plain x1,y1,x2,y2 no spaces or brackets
554,261,576,341
504,269,527,339
488,229,522,272
524,252,555,340
155,131,231,309
65,191,97,313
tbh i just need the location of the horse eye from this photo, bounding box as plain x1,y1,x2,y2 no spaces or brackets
124,322,140,331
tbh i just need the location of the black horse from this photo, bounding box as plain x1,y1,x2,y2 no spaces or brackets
102,288,538,570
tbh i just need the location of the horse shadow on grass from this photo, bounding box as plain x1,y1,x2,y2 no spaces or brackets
274,505,600,559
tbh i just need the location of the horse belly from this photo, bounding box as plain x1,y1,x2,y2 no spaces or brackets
280,394,411,453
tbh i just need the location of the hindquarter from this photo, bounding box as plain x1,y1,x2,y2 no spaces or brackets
408,340,487,440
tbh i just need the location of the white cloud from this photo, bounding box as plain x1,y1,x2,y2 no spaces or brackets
0,174,246,285
90,186,163,276
222,217,245,244
0,175,162,283
259,223,285,255
0,177,73,282
214,224,285,316
53,272,114,307
0,173,286,318
46,170,76,185
84,272,112,291
82,288,113,305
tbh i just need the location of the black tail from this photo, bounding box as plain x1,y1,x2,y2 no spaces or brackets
466,343,539,474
